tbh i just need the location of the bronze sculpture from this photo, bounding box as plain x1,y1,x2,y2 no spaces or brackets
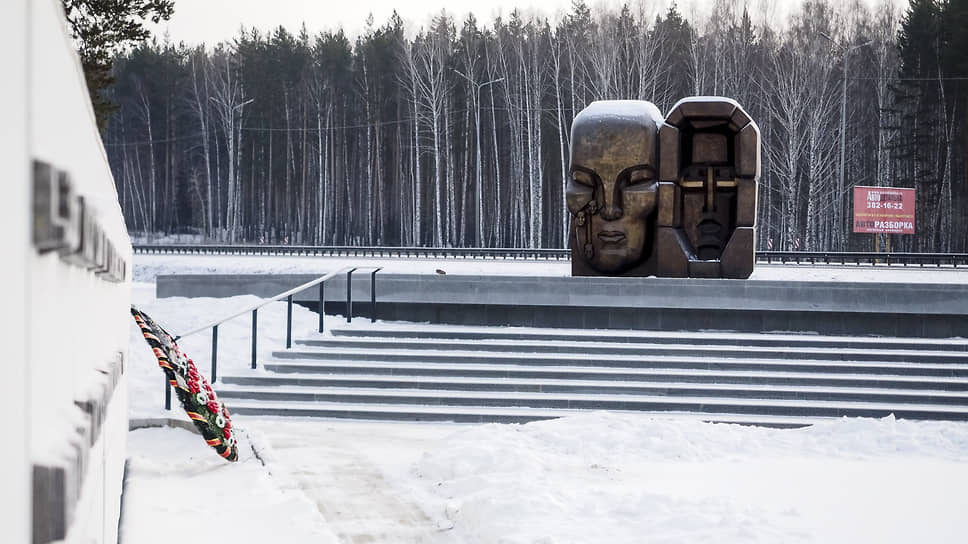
567,100,664,276
568,97,760,279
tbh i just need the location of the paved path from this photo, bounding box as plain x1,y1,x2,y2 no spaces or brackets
244,418,457,544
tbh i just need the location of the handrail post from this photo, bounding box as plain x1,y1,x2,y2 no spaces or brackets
286,294,293,348
251,309,258,369
211,325,219,383
319,281,326,332
370,268,380,322
164,377,171,411
346,268,357,322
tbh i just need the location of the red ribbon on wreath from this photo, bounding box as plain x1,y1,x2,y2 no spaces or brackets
131,307,239,462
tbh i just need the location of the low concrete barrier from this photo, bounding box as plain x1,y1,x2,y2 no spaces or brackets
157,273,968,338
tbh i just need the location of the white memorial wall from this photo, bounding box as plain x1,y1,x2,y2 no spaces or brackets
2,0,132,542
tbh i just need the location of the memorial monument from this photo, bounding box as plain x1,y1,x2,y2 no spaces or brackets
567,100,663,276
568,97,760,279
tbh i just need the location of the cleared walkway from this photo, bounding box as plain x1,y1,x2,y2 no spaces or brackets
242,419,457,544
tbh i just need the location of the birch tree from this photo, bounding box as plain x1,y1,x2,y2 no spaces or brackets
209,46,249,241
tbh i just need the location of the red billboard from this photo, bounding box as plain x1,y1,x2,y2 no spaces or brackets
853,186,915,234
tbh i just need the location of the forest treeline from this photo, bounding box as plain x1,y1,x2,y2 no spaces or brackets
103,0,968,251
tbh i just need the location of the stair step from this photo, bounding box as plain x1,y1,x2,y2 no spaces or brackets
215,375,968,405
228,399,827,427
221,324,968,425
299,336,967,363
223,389,968,420
329,326,968,352
257,360,968,389
270,349,968,377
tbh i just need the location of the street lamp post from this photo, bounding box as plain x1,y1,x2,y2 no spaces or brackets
453,69,503,247
820,33,871,251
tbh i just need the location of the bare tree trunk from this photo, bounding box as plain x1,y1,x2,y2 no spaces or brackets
191,53,214,237
445,99,456,245
489,81,502,247
209,49,249,242
136,88,157,232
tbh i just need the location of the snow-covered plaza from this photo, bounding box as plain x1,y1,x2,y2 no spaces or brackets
120,257,968,543
11,1,968,542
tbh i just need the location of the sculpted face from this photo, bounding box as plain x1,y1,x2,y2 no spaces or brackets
567,101,659,274
679,159,737,261
565,97,758,278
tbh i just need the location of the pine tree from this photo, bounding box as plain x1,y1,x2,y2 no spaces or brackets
98,2,965,252
940,0,968,249
896,0,946,249
62,0,174,131
654,2,694,108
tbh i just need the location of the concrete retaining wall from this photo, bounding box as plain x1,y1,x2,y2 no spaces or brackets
157,273,968,337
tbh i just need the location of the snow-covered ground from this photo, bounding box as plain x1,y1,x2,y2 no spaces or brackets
122,258,968,543
122,426,339,543
251,415,968,544
133,252,968,283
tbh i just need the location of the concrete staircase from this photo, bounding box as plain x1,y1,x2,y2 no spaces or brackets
216,325,968,427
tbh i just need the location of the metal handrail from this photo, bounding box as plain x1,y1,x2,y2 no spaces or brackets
174,267,354,340
163,265,382,410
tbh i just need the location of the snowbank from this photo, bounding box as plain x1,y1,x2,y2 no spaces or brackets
403,413,968,543
233,412,968,544
121,426,338,543
133,253,968,284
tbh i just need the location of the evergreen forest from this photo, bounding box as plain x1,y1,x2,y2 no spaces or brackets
103,0,968,252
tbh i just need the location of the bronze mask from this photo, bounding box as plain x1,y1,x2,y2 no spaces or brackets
656,98,760,278
567,101,661,275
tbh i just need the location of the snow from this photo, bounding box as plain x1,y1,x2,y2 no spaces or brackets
120,426,338,543
236,414,968,544
122,258,968,543
576,99,666,128
132,254,570,282
672,95,743,109
666,95,761,135
130,232,206,244
132,253,968,283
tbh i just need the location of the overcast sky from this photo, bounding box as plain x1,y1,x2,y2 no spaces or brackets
150,0,575,44
149,0,901,46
